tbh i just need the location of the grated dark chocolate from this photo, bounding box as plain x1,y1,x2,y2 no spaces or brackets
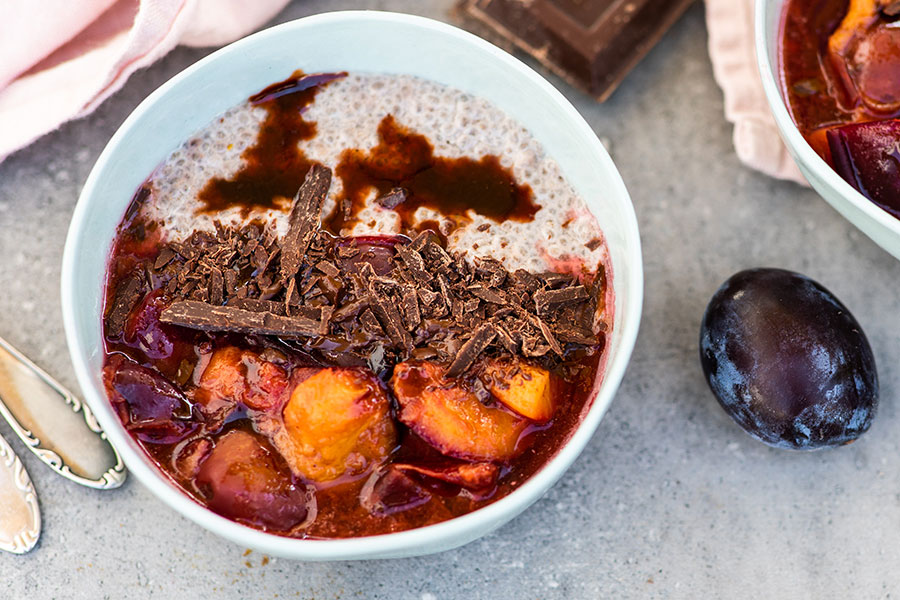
127,165,605,376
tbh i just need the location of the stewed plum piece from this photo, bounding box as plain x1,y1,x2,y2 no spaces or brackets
699,268,878,449
106,359,195,444
393,461,499,492
195,429,312,531
360,467,432,517
195,346,292,412
826,119,900,218
826,0,900,112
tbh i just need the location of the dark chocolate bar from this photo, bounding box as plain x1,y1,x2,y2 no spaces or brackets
460,0,695,101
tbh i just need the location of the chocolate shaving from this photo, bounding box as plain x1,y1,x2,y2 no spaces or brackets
435,274,453,316
446,323,497,378
154,248,176,270
280,164,332,283
374,187,408,209
170,241,198,261
494,323,519,354
401,286,421,330
408,230,433,252
553,322,598,345
251,246,267,272
370,294,412,350
208,268,224,305
411,347,439,360
318,306,333,335
223,270,238,295
161,301,318,337
358,264,413,350
491,306,514,319
333,298,368,322
536,317,564,356
522,338,550,358
450,297,464,322
315,260,340,278
463,298,481,314
359,308,384,336
104,271,145,337
395,244,432,284
417,288,440,309
421,240,453,272
468,284,506,304
538,272,574,288
476,258,507,288
284,277,298,313
291,305,323,320
301,275,321,296
533,285,589,315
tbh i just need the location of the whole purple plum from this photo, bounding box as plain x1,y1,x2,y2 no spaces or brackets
699,268,878,450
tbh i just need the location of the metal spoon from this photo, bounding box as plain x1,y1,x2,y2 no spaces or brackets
0,336,125,489
0,430,40,554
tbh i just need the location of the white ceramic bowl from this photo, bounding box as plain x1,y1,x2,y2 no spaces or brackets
756,0,900,260
61,11,643,560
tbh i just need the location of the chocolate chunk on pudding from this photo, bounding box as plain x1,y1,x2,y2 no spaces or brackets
280,164,331,283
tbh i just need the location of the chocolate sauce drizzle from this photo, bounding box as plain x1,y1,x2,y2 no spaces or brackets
198,71,540,234
197,71,346,215
324,115,540,235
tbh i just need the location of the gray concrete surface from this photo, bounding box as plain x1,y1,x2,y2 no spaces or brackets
2,1,899,598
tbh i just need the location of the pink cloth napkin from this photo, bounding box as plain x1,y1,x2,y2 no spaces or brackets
705,0,807,185
0,0,290,164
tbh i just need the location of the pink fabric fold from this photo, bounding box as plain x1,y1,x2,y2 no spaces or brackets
0,0,290,164
705,0,808,185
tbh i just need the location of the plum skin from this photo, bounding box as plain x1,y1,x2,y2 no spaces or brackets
699,268,878,450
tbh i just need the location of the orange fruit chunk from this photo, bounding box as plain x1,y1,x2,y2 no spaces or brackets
392,361,529,462
277,368,396,484
484,360,555,422
196,346,290,412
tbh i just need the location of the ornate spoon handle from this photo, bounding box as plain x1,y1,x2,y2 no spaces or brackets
0,430,40,554
0,336,125,489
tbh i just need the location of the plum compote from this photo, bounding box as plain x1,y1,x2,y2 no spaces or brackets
102,176,607,537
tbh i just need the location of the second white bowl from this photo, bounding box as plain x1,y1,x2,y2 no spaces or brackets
756,0,900,260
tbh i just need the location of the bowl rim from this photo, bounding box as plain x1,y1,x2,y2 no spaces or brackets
61,10,643,560
754,0,900,239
